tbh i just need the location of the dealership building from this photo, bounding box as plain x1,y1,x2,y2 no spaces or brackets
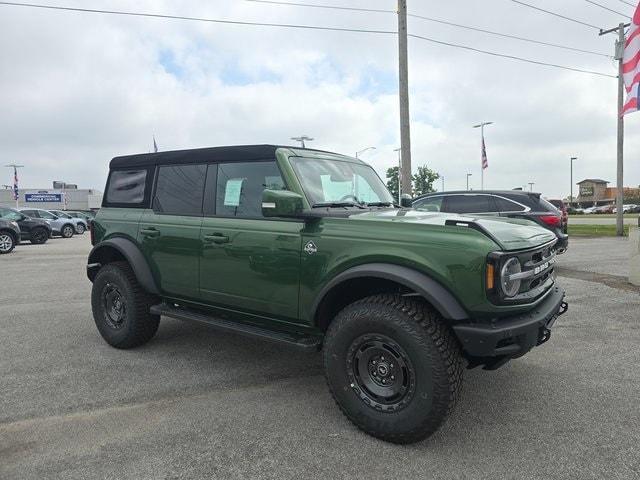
574,178,640,207
0,182,103,211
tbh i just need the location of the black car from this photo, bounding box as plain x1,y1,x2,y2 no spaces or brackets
0,217,21,254
0,207,51,245
413,190,569,253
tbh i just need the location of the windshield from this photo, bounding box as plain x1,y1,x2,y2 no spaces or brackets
0,208,22,221
38,210,57,219
290,157,394,206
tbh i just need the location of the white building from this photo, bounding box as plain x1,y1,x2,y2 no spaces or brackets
0,187,103,211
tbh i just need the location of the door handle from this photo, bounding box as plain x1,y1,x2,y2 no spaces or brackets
140,228,160,238
204,233,229,244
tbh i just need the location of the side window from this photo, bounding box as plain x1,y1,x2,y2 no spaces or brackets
414,196,443,212
445,195,495,214
105,169,149,206
38,210,57,220
215,161,285,218
153,164,207,216
21,210,37,217
494,196,526,212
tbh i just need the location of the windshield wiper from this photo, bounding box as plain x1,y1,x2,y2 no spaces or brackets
365,202,394,207
312,202,366,209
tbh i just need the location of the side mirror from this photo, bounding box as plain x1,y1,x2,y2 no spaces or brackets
400,194,413,208
262,189,304,218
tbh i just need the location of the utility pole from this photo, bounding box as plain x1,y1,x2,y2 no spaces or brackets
5,164,24,209
441,175,445,192
473,121,493,190
570,157,577,205
600,22,629,236
291,136,313,148
394,147,402,203
466,173,473,191
397,0,412,197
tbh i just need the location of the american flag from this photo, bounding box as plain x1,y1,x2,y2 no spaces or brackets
12,166,19,201
481,136,488,170
622,2,640,116
153,136,159,153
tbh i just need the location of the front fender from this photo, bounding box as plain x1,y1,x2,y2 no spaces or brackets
87,237,159,295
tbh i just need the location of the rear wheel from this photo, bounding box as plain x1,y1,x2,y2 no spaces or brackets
29,227,49,244
0,231,16,254
323,294,463,444
91,261,160,349
61,224,74,238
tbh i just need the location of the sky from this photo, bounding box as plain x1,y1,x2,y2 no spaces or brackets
0,0,639,198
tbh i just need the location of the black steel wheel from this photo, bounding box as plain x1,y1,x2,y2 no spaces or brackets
29,227,49,244
323,294,463,444
61,224,74,238
0,232,15,254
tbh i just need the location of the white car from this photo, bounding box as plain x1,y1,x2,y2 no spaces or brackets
583,206,598,214
48,210,88,234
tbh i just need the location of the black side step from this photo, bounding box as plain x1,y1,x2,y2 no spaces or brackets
150,303,321,352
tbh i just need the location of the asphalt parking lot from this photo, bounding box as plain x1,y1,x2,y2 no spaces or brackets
1,235,639,480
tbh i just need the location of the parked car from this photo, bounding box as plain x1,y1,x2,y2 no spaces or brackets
49,210,88,234
595,205,615,214
66,210,96,224
0,207,51,244
413,190,569,253
87,145,567,444
19,208,75,238
547,199,568,233
0,217,21,254
583,206,598,214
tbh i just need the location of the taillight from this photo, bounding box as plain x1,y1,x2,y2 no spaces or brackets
539,215,561,227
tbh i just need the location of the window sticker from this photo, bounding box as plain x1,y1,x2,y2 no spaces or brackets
224,178,244,207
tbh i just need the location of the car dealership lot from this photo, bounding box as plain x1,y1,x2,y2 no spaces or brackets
1,236,639,480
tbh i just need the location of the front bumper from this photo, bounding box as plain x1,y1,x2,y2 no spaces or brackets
452,285,567,360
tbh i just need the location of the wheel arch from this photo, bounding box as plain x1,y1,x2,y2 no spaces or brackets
0,228,18,243
87,237,159,295
312,263,469,331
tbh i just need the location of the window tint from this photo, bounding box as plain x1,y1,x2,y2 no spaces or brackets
105,169,148,205
20,210,37,217
414,196,443,212
445,195,495,214
38,210,58,219
215,161,285,217
493,196,526,212
153,164,207,215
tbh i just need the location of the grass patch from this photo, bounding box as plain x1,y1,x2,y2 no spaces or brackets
568,224,629,237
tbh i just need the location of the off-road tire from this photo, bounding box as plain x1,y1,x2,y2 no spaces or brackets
61,224,74,238
0,231,16,254
323,294,464,444
91,261,160,349
29,227,49,245
76,223,85,234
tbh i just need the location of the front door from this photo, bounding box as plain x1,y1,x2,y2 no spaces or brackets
138,163,207,300
199,161,303,323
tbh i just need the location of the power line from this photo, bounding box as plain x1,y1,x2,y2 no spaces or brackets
584,0,631,18
0,1,616,79
508,0,603,30
408,33,617,78
244,0,394,14
408,13,611,58
0,1,398,35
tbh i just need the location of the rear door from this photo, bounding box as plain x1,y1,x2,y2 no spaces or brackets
138,163,207,300
199,160,303,323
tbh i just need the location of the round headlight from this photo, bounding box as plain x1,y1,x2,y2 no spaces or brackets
500,257,522,297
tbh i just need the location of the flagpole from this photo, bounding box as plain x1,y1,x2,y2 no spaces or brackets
4,164,24,209
473,121,493,191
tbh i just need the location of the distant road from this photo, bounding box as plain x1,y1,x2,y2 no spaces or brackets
569,215,638,225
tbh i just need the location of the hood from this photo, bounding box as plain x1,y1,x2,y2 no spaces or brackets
349,209,556,251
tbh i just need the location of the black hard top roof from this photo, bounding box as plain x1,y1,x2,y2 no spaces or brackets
109,144,350,169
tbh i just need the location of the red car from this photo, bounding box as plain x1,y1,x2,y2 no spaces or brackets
548,199,568,233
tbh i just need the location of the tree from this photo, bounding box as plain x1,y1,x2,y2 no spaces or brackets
412,166,440,196
386,166,399,200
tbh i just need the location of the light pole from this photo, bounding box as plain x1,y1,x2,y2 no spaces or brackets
473,121,493,190
441,176,445,192
291,136,313,148
394,148,402,203
466,173,473,191
570,157,577,205
528,182,535,192
355,146,376,159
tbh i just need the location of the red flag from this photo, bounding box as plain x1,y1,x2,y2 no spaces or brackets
622,1,640,116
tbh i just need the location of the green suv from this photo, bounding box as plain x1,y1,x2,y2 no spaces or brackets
87,145,567,444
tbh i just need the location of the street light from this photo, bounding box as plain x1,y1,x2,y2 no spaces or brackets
291,136,314,148
394,148,402,203
441,175,445,192
528,182,535,192
570,157,577,205
466,173,473,191
355,146,376,158
472,121,493,190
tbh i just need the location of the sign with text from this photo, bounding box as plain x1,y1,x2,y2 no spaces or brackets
579,185,594,197
25,193,63,203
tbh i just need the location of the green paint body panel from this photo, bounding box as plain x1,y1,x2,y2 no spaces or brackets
92,147,560,336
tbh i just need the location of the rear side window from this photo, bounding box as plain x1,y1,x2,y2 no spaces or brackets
153,164,207,216
414,196,443,212
539,197,560,212
215,161,285,217
104,169,150,207
493,196,527,212
445,195,495,214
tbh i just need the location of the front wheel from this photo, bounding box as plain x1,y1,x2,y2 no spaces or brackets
323,294,463,444
0,232,16,254
29,227,49,244
76,223,85,234
61,224,74,238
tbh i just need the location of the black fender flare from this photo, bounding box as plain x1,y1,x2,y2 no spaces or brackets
87,237,160,295
312,263,469,322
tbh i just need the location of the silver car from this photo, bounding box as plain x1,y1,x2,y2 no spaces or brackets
19,208,75,238
49,210,88,234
